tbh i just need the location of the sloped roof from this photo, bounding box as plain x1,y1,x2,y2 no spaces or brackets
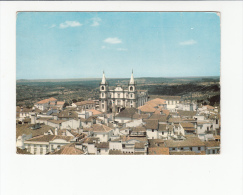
165,136,205,147
121,136,147,142
160,96,181,100
50,143,84,155
96,142,109,148
177,110,197,117
109,150,123,155
88,124,113,132
74,100,95,106
205,141,220,147
25,135,73,142
134,142,145,149
168,117,182,123
116,107,137,118
131,126,146,132
149,114,167,122
16,124,55,139
158,124,167,131
87,109,102,115
56,101,65,105
148,147,169,155
132,113,150,119
138,104,157,113
58,110,78,118
145,119,159,130
149,98,167,105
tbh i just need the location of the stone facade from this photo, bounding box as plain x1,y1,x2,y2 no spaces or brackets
99,71,148,113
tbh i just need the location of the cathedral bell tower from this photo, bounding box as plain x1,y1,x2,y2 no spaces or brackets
128,70,136,108
99,71,108,112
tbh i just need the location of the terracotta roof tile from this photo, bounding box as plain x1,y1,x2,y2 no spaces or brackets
148,147,169,155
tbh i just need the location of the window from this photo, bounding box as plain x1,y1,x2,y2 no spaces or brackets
102,93,104,97
34,148,37,155
162,132,164,135
190,147,192,151
198,147,201,151
130,94,133,98
212,150,215,154
172,148,175,151
40,147,43,154
102,104,104,109
180,147,184,151
101,86,104,90
152,129,154,132
130,86,133,91
216,119,218,124
57,145,61,150
118,93,120,98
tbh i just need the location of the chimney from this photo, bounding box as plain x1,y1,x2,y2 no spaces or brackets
55,127,58,135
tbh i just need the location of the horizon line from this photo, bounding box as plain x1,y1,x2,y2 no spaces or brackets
16,75,220,81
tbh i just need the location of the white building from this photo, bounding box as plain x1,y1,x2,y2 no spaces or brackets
99,71,148,113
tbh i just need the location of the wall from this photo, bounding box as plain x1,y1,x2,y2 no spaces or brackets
146,129,158,139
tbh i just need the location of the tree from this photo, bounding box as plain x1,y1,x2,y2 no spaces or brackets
72,99,77,103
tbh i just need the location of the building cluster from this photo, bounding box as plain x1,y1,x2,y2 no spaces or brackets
16,73,220,155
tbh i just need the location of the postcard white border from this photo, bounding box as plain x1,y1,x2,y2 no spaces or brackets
0,1,242,195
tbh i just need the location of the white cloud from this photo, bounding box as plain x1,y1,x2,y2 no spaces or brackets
117,48,127,51
59,21,82,29
101,46,106,49
91,17,101,27
179,39,197,45
49,24,56,28
104,37,122,44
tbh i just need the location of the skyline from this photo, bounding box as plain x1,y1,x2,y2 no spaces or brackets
17,12,220,79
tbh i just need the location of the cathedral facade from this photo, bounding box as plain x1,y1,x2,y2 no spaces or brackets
99,71,148,113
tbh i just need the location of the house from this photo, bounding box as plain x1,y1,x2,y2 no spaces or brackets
205,140,220,154
121,136,147,154
137,104,157,115
109,138,123,150
96,142,109,155
148,114,168,124
148,147,169,155
177,110,197,119
164,136,206,154
61,119,81,130
72,100,96,111
145,119,159,139
58,109,78,120
87,124,114,142
130,126,146,137
50,143,85,155
160,96,181,111
134,142,147,155
82,137,100,155
179,123,196,135
24,135,74,155
34,97,64,111
114,107,138,123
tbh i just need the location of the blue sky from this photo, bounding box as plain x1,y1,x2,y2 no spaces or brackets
16,12,220,79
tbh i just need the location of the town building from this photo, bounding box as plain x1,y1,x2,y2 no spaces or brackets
99,71,148,113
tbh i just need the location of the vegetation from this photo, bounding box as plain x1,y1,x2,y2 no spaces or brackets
16,76,220,107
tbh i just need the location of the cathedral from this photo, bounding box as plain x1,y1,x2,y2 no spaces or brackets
99,71,148,113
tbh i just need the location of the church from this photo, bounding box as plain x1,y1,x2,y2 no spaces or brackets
99,71,148,113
